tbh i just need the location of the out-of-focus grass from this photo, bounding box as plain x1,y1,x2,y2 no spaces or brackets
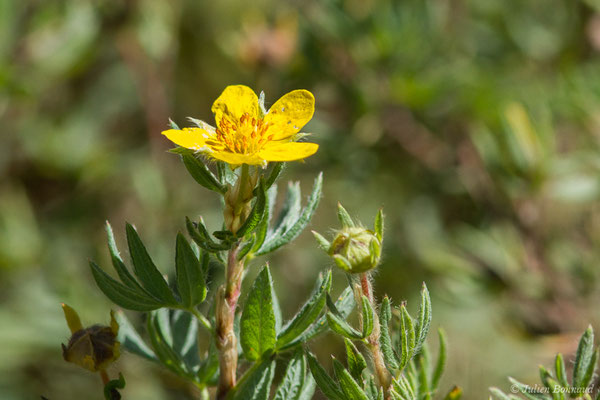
3,0,600,398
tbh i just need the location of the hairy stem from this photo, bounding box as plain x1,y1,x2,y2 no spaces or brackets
216,244,244,399
354,272,392,396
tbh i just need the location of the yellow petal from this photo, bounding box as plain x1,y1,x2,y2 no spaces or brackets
210,150,264,166
62,303,83,334
162,128,211,150
264,89,315,140
259,141,319,162
211,85,259,129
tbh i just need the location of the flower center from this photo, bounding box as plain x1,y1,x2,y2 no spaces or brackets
215,113,274,154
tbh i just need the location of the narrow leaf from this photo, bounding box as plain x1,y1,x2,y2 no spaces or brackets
175,233,206,307
306,352,344,400
236,178,267,238
332,359,369,400
182,154,226,193
361,295,374,338
126,223,177,305
573,326,595,390
344,338,367,381
431,328,447,392
380,296,400,370
232,360,276,400
114,310,157,361
90,261,163,311
276,270,331,349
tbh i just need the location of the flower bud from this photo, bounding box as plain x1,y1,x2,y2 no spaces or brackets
61,304,120,372
313,204,384,274
329,227,381,273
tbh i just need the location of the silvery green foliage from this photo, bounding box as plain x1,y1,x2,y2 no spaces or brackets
307,284,459,400
89,157,350,398
490,326,600,400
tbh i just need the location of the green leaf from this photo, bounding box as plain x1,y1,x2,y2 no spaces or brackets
186,217,230,252
231,360,276,400
431,329,447,392
415,283,432,354
332,359,369,400
336,203,355,228
306,351,344,400
374,209,384,242
272,181,302,237
105,221,147,293
282,286,355,350
274,351,306,400
327,311,363,340
240,265,277,361
554,353,568,388
573,326,596,390
175,233,206,307
147,311,190,378
508,377,550,400
126,223,177,305
181,154,226,194
238,236,256,260
344,339,367,381
90,261,163,311
170,310,200,369
276,270,331,349
237,178,267,238
114,310,157,361
398,303,416,370
360,296,374,338
392,376,416,400
252,185,277,253
297,373,316,400
257,173,323,255
103,372,126,400
380,297,399,370
265,162,285,189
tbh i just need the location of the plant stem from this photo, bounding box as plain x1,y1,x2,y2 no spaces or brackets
99,369,110,385
189,307,212,332
354,272,392,396
216,243,244,399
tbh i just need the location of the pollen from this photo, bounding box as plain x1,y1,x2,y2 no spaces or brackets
216,112,271,155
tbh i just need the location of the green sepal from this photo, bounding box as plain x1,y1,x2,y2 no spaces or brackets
312,230,330,251
175,233,206,308
181,154,226,194
90,261,163,311
336,203,355,228
374,209,384,242
240,265,277,361
125,223,177,305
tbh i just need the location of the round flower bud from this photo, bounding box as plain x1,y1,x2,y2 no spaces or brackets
328,227,381,273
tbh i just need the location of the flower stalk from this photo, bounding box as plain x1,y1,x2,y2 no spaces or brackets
353,272,392,396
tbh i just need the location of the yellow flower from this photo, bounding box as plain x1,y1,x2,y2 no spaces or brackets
61,303,120,373
162,85,318,166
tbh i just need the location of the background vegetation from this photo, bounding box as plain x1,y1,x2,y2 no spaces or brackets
3,0,600,398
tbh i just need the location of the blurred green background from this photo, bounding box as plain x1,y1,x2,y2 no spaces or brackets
4,0,600,398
